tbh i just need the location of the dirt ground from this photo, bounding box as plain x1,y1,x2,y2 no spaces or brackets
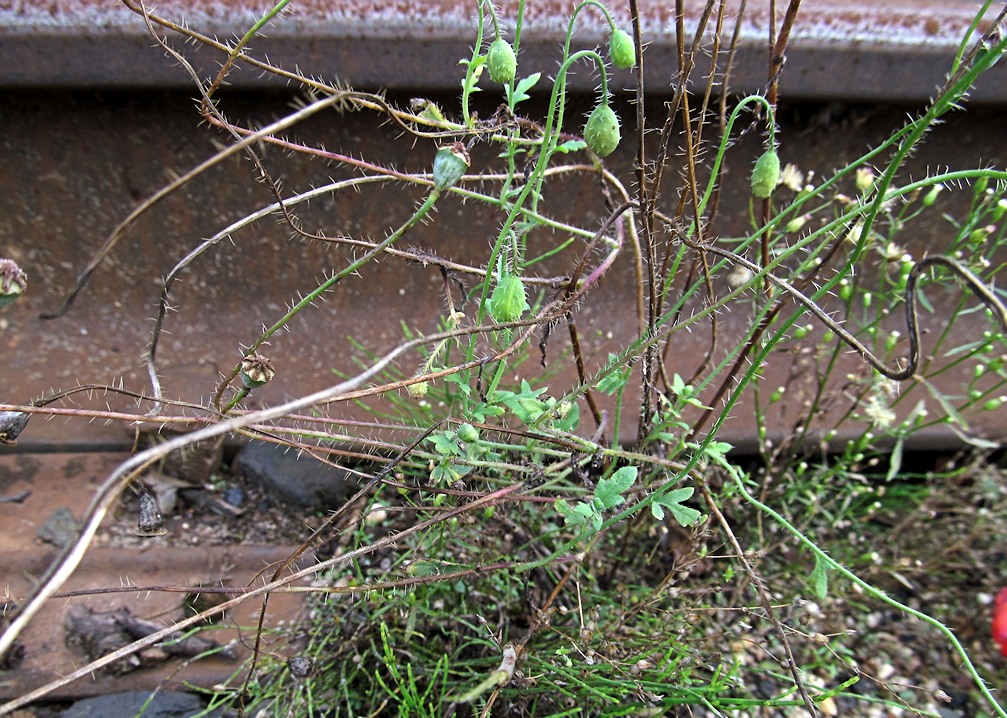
3,448,1007,716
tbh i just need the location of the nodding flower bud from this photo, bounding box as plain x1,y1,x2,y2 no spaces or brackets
488,272,529,323
583,103,621,158
609,28,637,70
239,353,275,389
751,148,781,199
486,37,517,84
0,259,27,309
433,142,470,192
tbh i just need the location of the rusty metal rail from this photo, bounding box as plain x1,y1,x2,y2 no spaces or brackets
0,1,1003,100
1,1,1006,451
0,0,1006,708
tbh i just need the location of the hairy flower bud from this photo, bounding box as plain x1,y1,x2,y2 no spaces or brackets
583,103,621,158
487,37,517,84
751,148,781,198
489,273,529,323
457,423,479,443
609,28,637,70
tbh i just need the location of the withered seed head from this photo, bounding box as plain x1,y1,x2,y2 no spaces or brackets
0,259,27,309
239,353,276,389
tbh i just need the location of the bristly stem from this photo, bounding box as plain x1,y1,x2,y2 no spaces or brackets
212,190,442,410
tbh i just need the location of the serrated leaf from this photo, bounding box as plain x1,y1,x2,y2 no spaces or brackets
428,433,460,456
555,499,601,535
651,487,702,527
508,72,541,104
596,466,637,509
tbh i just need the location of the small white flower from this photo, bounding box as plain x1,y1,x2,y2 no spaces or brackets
728,265,754,288
780,163,804,191
864,394,896,429
855,167,876,193
881,241,905,261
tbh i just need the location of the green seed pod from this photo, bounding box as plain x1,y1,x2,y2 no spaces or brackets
921,183,944,207
583,103,621,158
489,272,529,323
0,258,27,309
433,142,470,192
751,148,781,198
609,28,637,70
457,423,479,443
239,353,275,389
487,37,517,84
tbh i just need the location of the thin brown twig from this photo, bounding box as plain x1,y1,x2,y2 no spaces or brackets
697,478,820,716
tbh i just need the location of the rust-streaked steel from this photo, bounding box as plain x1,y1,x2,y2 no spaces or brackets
0,1,1003,101
0,453,310,701
1,89,1005,449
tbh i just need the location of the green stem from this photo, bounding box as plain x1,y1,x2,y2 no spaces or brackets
710,451,1007,718
564,0,619,60
213,191,441,409
231,0,292,60
221,387,250,415
465,48,607,364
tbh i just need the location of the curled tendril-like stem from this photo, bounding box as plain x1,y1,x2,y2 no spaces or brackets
690,239,1007,381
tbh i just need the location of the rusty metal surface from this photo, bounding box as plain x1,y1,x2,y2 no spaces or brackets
0,1,1004,101
1,89,1005,449
0,452,310,701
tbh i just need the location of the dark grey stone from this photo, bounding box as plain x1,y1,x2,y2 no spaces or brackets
60,690,217,718
37,506,78,548
222,485,245,507
233,441,354,509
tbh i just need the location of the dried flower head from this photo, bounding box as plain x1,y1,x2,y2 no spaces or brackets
0,259,27,309
137,491,164,535
239,353,276,389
